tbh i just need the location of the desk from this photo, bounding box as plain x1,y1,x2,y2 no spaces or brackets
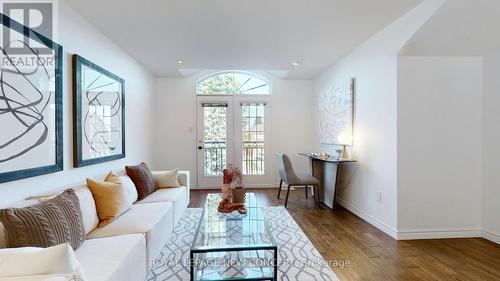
299,153,357,209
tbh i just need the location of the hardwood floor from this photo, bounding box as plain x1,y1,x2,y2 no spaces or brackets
190,188,500,281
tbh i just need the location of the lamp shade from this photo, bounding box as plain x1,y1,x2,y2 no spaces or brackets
337,131,353,145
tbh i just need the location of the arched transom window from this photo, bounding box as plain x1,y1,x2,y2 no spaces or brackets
196,71,271,95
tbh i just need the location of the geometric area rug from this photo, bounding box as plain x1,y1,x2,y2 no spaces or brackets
147,207,339,281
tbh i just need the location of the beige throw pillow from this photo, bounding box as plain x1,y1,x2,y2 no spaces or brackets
155,169,180,188
86,172,131,227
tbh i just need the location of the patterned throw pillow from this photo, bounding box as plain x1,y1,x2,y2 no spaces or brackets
0,189,86,250
125,162,157,200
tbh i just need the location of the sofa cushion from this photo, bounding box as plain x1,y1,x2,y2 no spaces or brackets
76,234,146,281
0,189,85,250
125,163,157,200
86,202,173,267
86,172,132,227
136,187,188,224
0,243,87,281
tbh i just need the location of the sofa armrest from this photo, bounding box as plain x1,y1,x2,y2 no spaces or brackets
178,171,190,207
177,170,190,189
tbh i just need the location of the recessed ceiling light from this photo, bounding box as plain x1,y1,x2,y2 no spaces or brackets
291,61,299,67
177,59,183,64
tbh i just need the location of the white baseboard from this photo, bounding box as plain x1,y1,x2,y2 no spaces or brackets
396,228,482,240
482,229,500,244
336,198,398,239
191,188,500,245
335,198,500,244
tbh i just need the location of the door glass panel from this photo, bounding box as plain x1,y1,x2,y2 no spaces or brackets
203,103,227,176
242,104,265,175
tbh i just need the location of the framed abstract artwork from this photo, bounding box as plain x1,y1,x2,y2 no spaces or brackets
318,78,355,145
0,14,63,183
73,54,125,167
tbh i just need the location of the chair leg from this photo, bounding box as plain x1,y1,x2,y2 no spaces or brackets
277,179,283,199
305,185,308,199
315,185,320,207
285,185,291,208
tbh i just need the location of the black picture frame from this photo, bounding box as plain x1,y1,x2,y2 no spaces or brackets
0,13,63,184
73,54,125,167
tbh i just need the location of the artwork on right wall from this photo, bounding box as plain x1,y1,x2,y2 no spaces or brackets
72,54,125,167
318,78,355,145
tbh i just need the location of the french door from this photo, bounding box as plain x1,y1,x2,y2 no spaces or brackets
196,96,267,188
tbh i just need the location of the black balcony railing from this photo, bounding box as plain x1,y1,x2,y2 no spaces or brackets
204,142,226,176
203,141,264,176
242,141,264,175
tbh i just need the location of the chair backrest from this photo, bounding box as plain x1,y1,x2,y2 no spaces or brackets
275,153,297,184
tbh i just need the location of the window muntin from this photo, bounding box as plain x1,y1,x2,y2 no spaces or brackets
197,71,270,95
242,103,265,175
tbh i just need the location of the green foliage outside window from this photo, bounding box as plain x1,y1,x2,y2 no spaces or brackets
197,71,270,95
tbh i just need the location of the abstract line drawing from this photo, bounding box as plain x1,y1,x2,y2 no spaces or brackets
83,78,121,156
0,42,51,163
0,13,63,183
73,54,125,167
318,78,354,145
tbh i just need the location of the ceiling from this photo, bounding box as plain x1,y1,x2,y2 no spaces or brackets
401,0,500,57
67,0,422,79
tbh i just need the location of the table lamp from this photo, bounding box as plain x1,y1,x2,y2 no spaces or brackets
337,131,353,160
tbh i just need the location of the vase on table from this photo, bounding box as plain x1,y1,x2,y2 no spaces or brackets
232,187,246,204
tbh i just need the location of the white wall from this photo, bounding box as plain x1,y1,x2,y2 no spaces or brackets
0,0,156,206
396,0,500,243
311,0,443,237
481,53,500,243
399,0,500,57
397,57,483,238
153,72,312,188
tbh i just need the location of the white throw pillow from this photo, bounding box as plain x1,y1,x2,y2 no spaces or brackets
73,187,99,234
0,274,76,281
119,175,139,204
155,169,180,188
0,243,87,281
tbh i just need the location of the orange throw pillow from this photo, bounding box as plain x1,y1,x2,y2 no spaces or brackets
86,172,131,227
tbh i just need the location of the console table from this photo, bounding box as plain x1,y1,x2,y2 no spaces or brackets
299,153,357,209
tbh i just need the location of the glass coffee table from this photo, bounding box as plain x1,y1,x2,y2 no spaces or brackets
190,193,278,281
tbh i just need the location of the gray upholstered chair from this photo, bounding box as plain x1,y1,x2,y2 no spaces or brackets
276,153,320,208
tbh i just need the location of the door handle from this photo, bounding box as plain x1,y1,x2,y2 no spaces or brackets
198,146,204,150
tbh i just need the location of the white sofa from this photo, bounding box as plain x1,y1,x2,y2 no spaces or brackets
0,170,190,281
